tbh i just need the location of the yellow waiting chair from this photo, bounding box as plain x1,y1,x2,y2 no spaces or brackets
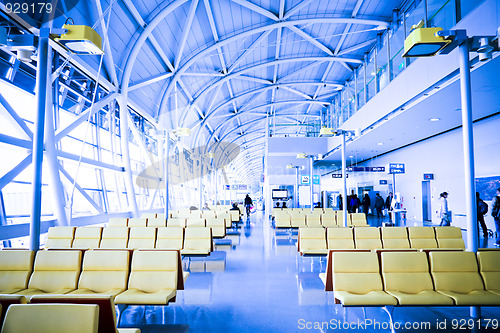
0,250,34,294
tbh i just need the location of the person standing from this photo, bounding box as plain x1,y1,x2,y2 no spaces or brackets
385,192,393,220
438,192,450,226
492,188,500,247
362,194,371,218
350,194,360,213
337,194,343,210
244,194,253,217
476,192,488,238
375,193,385,218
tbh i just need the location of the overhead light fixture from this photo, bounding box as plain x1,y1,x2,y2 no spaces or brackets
173,128,191,137
349,155,354,158
430,118,440,121
296,153,307,159
319,127,336,136
377,142,384,145
402,26,450,57
55,25,104,55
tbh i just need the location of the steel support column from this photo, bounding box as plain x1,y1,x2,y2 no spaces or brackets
164,133,170,219
458,40,479,319
30,28,50,251
341,132,348,227
309,157,314,212
44,47,69,226
118,96,139,217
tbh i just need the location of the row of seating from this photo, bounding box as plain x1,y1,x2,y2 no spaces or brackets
45,226,213,255
327,250,500,306
110,216,230,231
272,207,335,216
298,226,465,255
0,249,186,306
168,208,241,221
275,211,368,228
0,299,140,333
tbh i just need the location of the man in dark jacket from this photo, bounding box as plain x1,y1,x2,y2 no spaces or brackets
476,192,488,238
375,193,385,218
244,194,253,217
385,192,393,220
492,188,500,247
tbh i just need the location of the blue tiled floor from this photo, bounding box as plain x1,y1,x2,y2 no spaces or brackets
119,212,500,332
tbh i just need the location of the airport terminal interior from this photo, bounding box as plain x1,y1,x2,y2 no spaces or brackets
1,0,500,332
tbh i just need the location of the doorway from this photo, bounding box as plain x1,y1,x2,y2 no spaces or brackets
422,181,432,222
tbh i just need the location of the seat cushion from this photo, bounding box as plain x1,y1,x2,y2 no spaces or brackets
386,290,454,305
335,290,397,306
114,289,176,305
437,290,500,305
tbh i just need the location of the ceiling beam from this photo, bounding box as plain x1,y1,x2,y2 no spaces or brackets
230,0,279,21
288,25,334,56
283,0,316,20
175,0,200,69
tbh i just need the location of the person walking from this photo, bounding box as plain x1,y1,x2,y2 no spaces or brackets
476,192,489,238
438,192,450,226
385,192,393,220
244,194,253,217
492,188,500,247
361,194,371,218
375,193,385,218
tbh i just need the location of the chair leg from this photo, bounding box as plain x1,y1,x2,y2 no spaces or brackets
116,304,128,326
383,306,396,333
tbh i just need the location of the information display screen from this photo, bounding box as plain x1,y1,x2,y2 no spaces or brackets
272,189,288,199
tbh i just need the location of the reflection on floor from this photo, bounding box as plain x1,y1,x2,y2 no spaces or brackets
119,213,500,332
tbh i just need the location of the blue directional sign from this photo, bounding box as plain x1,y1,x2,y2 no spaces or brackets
389,163,405,174
312,175,320,185
345,166,385,172
224,185,230,190
379,180,388,185
332,174,348,178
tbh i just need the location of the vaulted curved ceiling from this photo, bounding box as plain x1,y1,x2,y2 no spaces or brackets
49,0,403,187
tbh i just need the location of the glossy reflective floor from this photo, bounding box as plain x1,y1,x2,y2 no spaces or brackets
119,213,500,333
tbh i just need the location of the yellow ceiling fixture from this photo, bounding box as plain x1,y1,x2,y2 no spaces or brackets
402,26,450,57
173,128,191,137
55,25,104,55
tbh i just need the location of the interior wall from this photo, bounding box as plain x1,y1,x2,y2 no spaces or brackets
321,113,500,229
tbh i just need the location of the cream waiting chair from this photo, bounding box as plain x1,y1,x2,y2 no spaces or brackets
45,226,76,248
127,218,147,228
0,250,34,294
69,250,130,297
99,227,129,249
1,303,99,333
181,228,212,255
114,250,178,305
430,251,500,305
380,227,410,249
147,218,166,228
127,227,156,249
72,227,102,249
381,251,453,305
17,250,82,298
332,252,397,306
156,228,184,250
434,226,465,248
108,218,128,227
